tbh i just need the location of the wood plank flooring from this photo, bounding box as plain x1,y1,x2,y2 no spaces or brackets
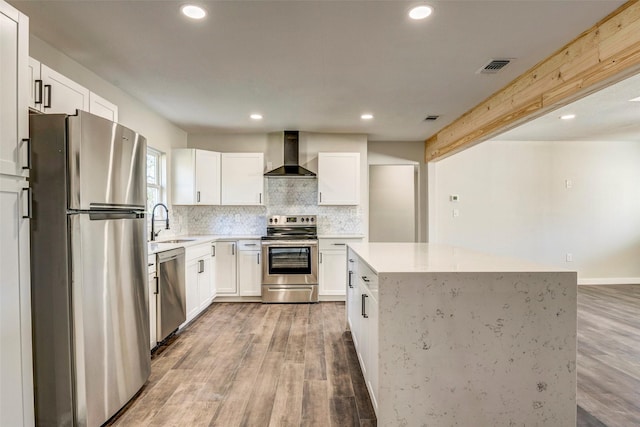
108,302,376,427
577,285,640,427
108,284,640,427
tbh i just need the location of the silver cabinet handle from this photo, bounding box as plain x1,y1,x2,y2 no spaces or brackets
232,243,235,255
259,193,262,204
154,276,159,295
319,192,322,203
197,191,201,203
211,245,216,257
333,243,346,246
257,253,260,264
349,258,355,263
22,188,32,219
198,259,204,273
348,271,353,288
319,252,323,263
361,276,370,283
244,243,257,246
361,293,368,318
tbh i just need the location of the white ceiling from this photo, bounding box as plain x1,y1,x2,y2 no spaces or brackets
495,71,640,142
9,0,627,141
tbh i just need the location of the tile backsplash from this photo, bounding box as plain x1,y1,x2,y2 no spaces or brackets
171,178,363,236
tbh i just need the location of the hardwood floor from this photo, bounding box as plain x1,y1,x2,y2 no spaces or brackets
108,302,376,427
577,285,640,427
108,285,640,427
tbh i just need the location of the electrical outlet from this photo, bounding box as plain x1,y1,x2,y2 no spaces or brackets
450,194,459,202
452,209,459,218
565,179,573,189
566,253,573,262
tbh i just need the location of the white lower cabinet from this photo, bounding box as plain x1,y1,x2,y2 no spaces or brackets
347,248,379,416
319,237,363,297
238,240,261,296
148,255,157,350
185,242,214,323
215,241,238,295
0,173,34,426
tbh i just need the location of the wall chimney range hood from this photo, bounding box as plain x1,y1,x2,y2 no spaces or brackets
264,131,316,178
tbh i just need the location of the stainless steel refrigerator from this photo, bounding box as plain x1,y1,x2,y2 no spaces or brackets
29,111,150,427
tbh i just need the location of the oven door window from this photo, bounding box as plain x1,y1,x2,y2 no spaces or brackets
268,246,312,275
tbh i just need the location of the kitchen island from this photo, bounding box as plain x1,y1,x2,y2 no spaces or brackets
346,242,577,426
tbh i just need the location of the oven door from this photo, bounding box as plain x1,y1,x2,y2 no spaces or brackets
262,240,318,285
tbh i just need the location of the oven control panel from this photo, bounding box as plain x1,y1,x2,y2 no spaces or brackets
268,215,316,226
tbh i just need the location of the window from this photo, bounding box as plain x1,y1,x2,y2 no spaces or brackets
147,147,165,217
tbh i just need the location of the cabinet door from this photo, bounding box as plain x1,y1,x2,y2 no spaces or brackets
195,150,220,205
0,6,28,177
28,57,42,111
319,250,347,296
0,174,34,427
89,91,118,122
198,256,212,310
366,294,379,413
215,241,238,294
185,259,200,322
41,64,90,115
238,250,261,296
148,271,157,350
221,153,264,205
318,152,360,205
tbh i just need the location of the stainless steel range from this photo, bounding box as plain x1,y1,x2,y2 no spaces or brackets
261,215,319,303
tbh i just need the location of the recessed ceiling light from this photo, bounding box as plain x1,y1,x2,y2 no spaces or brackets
181,4,206,20
250,113,263,120
629,96,640,102
560,114,576,120
361,114,374,120
409,5,433,20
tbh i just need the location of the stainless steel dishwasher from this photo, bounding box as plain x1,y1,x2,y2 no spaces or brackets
156,248,186,342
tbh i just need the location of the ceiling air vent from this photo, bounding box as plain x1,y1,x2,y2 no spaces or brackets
477,58,512,74
424,115,440,121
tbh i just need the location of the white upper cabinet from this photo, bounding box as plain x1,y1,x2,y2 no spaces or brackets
0,4,28,177
39,64,90,114
89,91,118,122
172,148,221,205
29,57,118,121
318,152,360,205
221,152,264,205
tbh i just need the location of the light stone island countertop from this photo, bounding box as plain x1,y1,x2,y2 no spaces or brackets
148,235,263,255
347,242,569,274
346,242,578,426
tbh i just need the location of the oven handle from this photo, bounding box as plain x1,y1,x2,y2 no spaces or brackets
261,240,318,247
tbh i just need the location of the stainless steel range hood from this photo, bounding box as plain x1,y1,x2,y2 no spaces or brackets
264,131,316,178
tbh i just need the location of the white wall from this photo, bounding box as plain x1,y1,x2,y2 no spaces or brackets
368,141,427,242
431,139,640,282
369,165,415,242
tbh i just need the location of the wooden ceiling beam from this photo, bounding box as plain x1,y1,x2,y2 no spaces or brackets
425,1,640,162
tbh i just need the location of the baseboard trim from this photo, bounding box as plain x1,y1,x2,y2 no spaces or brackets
578,278,640,286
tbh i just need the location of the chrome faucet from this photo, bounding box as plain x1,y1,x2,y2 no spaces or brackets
150,203,170,241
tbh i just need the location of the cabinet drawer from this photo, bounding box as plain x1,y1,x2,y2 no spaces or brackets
186,242,212,261
319,238,362,251
148,255,156,274
238,240,260,251
358,261,378,299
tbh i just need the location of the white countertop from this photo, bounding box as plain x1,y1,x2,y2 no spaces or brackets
347,242,572,274
148,234,263,254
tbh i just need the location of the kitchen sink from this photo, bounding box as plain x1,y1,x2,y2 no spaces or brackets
157,239,196,244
